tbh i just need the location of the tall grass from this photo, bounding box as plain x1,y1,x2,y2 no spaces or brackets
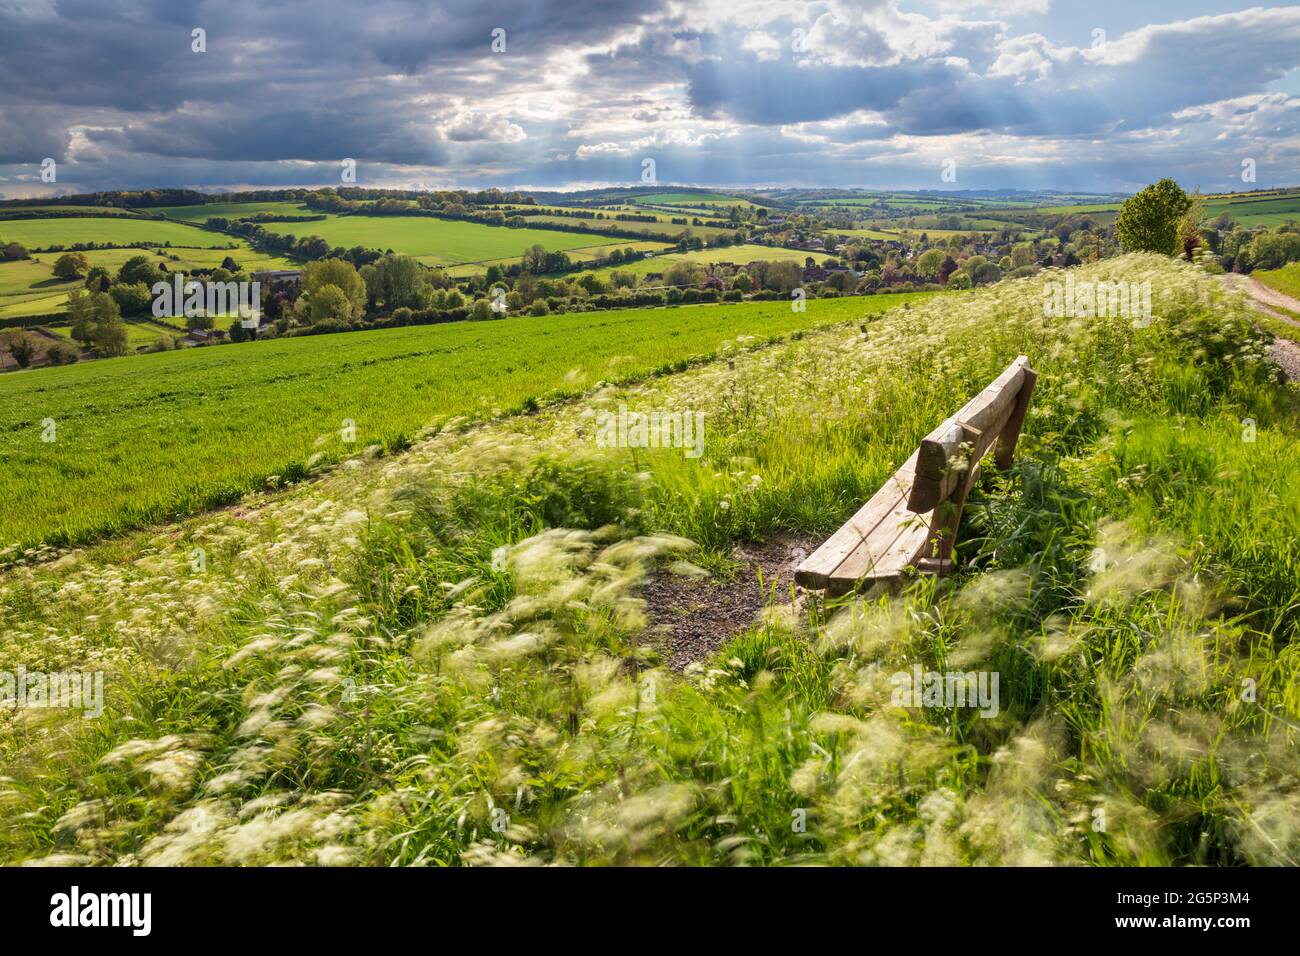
1,255,1296,866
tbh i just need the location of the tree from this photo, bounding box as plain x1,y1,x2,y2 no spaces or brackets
915,248,945,280
1247,231,1300,271
1116,178,1191,255
66,289,100,347
301,283,353,324
1010,243,1036,269
84,265,112,292
117,254,163,287
110,281,153,315
53,252,90,279
3,242,29,261
470,298,494,321
45,340,80,365
221,256,240,272
937,255,958,284
529,299,550,316
4,332,37,368
1178,192,1206,260
663,261,707,288
522,244,547,274
301,258,366,318
92,313,129,357
363,254,424,311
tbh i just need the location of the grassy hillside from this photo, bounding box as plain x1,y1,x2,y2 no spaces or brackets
155,201,314,222
0,254,1294,867
0,217,235,249
0,294,927,548
577,243,819,280
255,214,640,264
1253,262,1300,300
0,244,298,319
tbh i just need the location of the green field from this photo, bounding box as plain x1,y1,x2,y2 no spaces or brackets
1203,194,1300,227
442,240,672,278
1253,261,1300,300
0,244,298,319
575,243,824,280
156,201,314,222
0,216,235,250
0,293,928,548
0,205,139,216
41,318,179,349
520,214,733,241
255,213,649,265
3,255,1296,869
632,191,747,206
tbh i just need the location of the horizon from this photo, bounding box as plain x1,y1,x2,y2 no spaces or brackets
2,1,1299,197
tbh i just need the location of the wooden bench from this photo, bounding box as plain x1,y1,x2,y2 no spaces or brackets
795,356,1037,595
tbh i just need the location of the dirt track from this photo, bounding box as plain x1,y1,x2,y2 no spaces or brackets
1217,273,1300,380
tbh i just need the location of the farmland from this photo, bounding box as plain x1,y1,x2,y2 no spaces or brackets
0,216,235,249
156,200,315,222
0,293,928,549
2,255,1297,869
0,243,298,319
577,243,822,280
442,240,672,278
518,214,735,241
254,213,649,266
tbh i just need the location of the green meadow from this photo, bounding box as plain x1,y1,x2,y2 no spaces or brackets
0,293,927,549
0,243,298,319
155,200,315,222
256,214,640,264
0,216,234,249
2,255,1296,868
577,243,822,280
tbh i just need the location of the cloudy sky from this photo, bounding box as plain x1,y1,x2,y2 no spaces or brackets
1,0,1298,196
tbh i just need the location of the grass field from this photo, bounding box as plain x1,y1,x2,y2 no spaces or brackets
519,214,733,241
441,240,673,278
0,293,928,549
0,244,299,319
1253,262,1300,300
0,217,236,250
633,191,746,205
578,243,825,280
41,318,180,349
0,205,139,216
2,254,1295,867
1203,194,1300,227
156,201,314,222
256,214,642,264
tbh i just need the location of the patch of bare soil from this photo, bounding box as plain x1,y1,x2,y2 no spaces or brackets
641,534,818,670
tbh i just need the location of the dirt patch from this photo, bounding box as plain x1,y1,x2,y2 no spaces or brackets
641,534,818,670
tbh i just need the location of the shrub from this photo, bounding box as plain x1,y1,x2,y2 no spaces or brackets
44,340,80,365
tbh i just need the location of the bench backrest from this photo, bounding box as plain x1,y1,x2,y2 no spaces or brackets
908,355,1036,513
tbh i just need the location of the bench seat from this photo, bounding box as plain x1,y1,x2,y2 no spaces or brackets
794,451,937,594
795,355,1037,595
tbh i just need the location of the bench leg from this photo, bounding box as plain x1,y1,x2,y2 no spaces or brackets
995,366,1038,470
919,459,980,574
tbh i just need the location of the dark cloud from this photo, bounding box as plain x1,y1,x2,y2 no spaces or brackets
0,1,1296,193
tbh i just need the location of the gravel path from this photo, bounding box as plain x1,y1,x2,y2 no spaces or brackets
1217,273,1300,381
